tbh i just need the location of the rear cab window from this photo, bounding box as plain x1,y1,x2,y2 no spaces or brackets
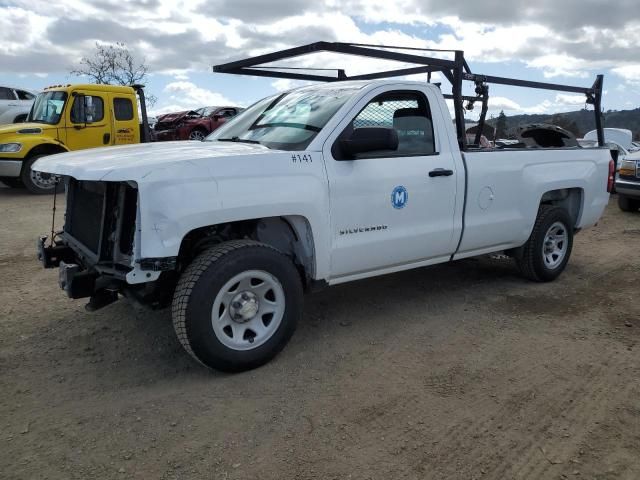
113,98,134,121
16,90,35,101
0,87,17,100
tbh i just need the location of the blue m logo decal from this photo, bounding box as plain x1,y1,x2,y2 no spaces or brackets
391,186,408,209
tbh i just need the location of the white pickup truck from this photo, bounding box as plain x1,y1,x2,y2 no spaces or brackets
35,44,613,372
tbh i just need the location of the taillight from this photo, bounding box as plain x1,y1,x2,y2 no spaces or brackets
607,158,615,193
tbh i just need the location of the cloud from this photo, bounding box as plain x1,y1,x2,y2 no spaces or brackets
488,96,521,111
270,79,313,92
207,0,318,22
519,94,590,115
555,93,587,106
3,0,640,79
152,81,241,114
2,0,640,113
612,65,640,86
482,93,588,117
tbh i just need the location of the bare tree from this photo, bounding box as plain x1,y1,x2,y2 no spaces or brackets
71,42,156,106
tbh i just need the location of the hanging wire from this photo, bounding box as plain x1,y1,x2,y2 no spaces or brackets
49,177,59,247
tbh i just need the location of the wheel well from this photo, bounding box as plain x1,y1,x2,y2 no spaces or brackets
13,114,27,123
540,188,583,227
20,144,68,176
177,216,316,287
26,143,68,159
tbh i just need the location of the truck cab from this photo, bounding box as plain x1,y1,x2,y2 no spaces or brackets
0,83,146,194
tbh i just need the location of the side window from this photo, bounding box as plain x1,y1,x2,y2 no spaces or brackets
335,90,435,159
0,87,16,100
113,98,134,121
70,95,104,123
218,109,236,118
16,90,35,100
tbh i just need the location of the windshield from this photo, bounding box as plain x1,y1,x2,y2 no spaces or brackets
207,86,360,150
197,106,220,117
27,91,67,125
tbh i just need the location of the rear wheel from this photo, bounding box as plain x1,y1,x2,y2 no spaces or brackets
21,155,63,194
171,240,303,372
516,205,574,282
618,195,640,212
188,128,208,141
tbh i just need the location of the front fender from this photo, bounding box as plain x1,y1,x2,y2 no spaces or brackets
0,136,67,161
135,152,331,280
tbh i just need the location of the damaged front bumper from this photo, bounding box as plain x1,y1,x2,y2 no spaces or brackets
37,235,100,300
152,128,181,141
37,178,177,310
37,235,173,311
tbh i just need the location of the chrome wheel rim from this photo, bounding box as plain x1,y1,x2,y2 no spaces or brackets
211,270,285,351
542,221,568,269
189,130,206,141
30,169,56,190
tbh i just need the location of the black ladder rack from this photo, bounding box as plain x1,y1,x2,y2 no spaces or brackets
213,41,604,150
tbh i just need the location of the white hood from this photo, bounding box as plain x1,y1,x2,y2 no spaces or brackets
33,140,275,182
584,128,633,151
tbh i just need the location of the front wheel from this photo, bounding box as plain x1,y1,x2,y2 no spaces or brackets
516,205,574,282
171,240,303,372
618,195,640,212
21,155,63,194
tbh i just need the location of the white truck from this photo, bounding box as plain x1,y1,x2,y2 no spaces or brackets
0,85,37,125
35,43,613,372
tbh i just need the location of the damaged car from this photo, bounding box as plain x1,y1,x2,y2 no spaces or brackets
516,123,579,148
153,106,242,141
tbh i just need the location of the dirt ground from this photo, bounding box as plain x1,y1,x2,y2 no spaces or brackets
1,185,639,480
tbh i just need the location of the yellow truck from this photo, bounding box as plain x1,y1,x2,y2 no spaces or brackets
0,83,150,193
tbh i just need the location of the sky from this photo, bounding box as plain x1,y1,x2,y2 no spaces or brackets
2,0,640,120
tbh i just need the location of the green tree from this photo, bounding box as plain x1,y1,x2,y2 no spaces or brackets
495,110,508,139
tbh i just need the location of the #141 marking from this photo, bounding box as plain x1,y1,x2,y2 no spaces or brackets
291,154,313,163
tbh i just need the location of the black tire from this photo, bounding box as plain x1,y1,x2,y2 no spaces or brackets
618,195,640,212
21,155,63,195
172,240,303,372
516,205,574,282
13,114,27,123
0,177,24,188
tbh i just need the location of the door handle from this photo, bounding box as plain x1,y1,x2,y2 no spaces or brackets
429,168,454,177
103,133,111,144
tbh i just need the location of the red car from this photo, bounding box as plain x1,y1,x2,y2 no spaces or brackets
153,106,242,141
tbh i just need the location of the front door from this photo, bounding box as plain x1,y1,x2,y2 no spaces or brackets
64,91,112,151
324,88,459,279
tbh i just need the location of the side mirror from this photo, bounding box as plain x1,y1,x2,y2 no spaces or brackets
84,96,95,123
340,127,398,158
71,94,86,123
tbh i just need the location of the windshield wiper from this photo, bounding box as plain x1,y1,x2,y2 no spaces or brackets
250,122,321,133
217,136,262,145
